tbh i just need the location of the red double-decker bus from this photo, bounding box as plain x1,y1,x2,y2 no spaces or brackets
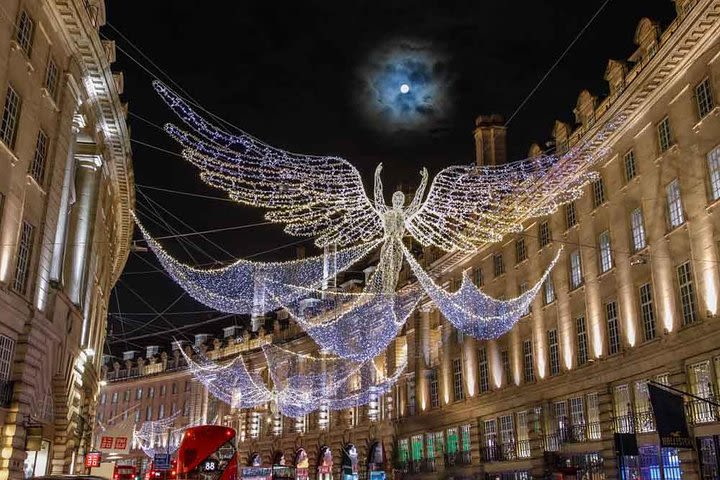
176,425,237,480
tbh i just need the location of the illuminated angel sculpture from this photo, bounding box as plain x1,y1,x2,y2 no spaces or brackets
138,81,619,360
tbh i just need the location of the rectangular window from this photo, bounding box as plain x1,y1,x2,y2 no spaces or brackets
483,419,497,448
569,250,583,289
666,179,684,228
460,424,471,453
145,406,152,421
0,335,15,381
111,392,118,404
446,428,459,454
0,85,22,150
696,77,714,119
547,329,560,376
172,383,177,394
135,388,142,400
519,281,530,315
591,178,606,208
501,349,512,386
708,146,720,201
624,150,637,182
158,404,165,419
515,238,527,263
160,385,166,397
586,393,601,439
677,261,697,326
565,202,577,229
123,390,130,402
598,230,613,273
472,266,483,287
539,221,551,248
516,411,530,458
425,433,435,459
434,431,445,459
543,276,555,305
15,10,35,57
639,283,656,341
606,301,620,355
478,348,489,394
576,315,589,366
493,253,505,277
134,410,141,422
658,117,672,153
45,58,59,100
183,401,190,416
522,339,534,383
499,415,514,451
148,386,155,398
12,221,34,295
30,130,49,184
452,358,464,401
630,208,647,251
429,368,439,408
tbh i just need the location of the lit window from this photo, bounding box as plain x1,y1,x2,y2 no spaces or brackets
45,58,59,100
499,415,515,455
0,86,22,150
145,406,152,421
606,301,620,355
543,276,555,305
639,283,656,341
123,389,130,402
483,419,497,451
547,329,560,376
591,178,606,208
576,315,588,366
657,117,672,153
624,150,636,182
111,392,118,404
522,339,534,383
677,262,697,326
696,77,714,119
135,388,142,400
666,178,684,228
565,202,577,229
134,410,141,422
30,130,48,184
539,221,551,248
12,221,34,295
15,10,34,57
707,146,720,201
569,250,583,289
598,230,613,273
452,358,464,401
478,348,489,394
99,393,106,405
493,253,505,277
158,404,165,419
630,208,647,252
148,386,155,398
519,282,530,315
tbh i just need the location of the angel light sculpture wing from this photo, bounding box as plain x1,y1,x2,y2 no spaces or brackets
153,81,384,248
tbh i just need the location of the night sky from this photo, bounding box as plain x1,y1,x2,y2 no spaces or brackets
104,0,677,357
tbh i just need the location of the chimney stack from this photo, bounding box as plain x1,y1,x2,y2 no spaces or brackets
473,115,507,166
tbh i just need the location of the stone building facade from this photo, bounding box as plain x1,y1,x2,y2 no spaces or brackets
100,1,720,479
0,1,133,479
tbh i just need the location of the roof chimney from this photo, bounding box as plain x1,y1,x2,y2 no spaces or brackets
473,115,507,166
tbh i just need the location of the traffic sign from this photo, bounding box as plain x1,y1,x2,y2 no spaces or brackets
154,453,171,471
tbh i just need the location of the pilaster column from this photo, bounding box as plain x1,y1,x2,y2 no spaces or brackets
415,308,431,413
64,153,102,306
441,318,453,405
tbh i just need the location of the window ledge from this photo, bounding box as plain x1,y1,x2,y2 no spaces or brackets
0,140,20,166
705,197,720,212
568,284,585,295
10,41,34,74
664,223,688,239
40,88,60,112
562,224,580,237
620,176,641,193
654,144,679,164
26,174,47,195
692,106,720,133
597,267,616,280
514,259,528,270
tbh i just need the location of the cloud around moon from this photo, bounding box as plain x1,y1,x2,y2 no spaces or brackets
356,39,454,136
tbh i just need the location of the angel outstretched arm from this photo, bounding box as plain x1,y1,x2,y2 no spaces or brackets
374,163,387,214
406,167,429,216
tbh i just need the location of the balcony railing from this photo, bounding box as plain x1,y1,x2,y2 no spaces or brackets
421,458,436,473
481,443,520,462
0,380,13,408
409,460,422,474
686,398,720,424
458,451,471,465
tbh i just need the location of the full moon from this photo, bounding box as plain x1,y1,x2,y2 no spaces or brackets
400,83,410,94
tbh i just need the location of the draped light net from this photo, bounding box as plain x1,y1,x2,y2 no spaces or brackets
133,412,197,458
404,244,563,338
180,344,406,418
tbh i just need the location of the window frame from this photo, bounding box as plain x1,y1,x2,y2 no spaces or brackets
0,85,22,150
539,220,552,248
598,230,613,273
677,261,697,326
591,178,606,208
15,10,35,57
576,315,589,366
12,221,35,295
695,77,714,119
565,202,578,229
623,150,637,183
657,116,672,154
630,208,647,252
666,178,685,229
522,339,535,383
30,129,49,185
569,250,583,289
639,283,657,342
606,301,620,356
